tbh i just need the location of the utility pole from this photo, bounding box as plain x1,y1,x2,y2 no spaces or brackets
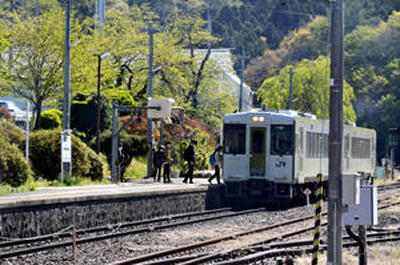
389,128,398,180
239,50,250,112
288,66,295,110
61,0,72,181
328,0,344,264
95,52,110,154
25,101,30,162
95,0,105,32
96,55,102,154
146,26,155,178
239,50,245,112
35,0,39,16
111,101,118,183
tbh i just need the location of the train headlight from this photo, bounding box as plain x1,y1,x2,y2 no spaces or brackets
252,116,265,123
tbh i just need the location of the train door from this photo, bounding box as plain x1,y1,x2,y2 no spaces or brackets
249,127,266,176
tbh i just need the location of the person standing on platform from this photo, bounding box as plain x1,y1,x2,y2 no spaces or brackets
182,140,197,184
153,145,164,182
163,141,172,183
208,146,223,184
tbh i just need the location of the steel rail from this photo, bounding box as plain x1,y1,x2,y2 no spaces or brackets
115,200,400,265
0,207,231,249
112,213,317,265
0,208,264,260
211,234,400,265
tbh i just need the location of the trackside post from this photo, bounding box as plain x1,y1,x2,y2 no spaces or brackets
312,173,323,265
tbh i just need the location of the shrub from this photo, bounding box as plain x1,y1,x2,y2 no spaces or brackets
0,136,32,187
91,130,149,173
40,109,63,129
29,130,105,181
71,95,111,142
86,149,105,181
0,119,25,145
172,128,215,171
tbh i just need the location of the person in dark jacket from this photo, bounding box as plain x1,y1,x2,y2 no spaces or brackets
153,145,165,182
208,146,223,184
163,141,172,183
182,140,197,184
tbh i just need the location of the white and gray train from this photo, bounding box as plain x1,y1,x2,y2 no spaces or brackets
222,110,376,199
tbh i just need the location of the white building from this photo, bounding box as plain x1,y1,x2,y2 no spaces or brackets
0,96,32,128
194,48,253,111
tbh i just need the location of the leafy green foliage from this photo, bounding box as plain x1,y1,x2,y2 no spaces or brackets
40,109,63,129
71,95,112,142
258,56,356,122
1,7,77,129
245,16,330,89
0,119,25,145
93,130,149,173
29,130,105,180
344,11,400,158
0,136,32,187
173,128,215,172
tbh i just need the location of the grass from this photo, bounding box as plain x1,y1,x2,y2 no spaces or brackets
0,177,37,195
125,156,148,180
0,176,111,195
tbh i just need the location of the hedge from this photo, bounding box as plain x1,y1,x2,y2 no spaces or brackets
40,109,63,129
91,130,149,172
0,136,32,187
29,130,105,181
0,119,25,145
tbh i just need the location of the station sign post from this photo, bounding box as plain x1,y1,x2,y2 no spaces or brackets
61,129,72,183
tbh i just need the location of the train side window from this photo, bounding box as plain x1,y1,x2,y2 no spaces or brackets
271,125,293,156
223,124,246,154
306,132,328,158
351,137,371,158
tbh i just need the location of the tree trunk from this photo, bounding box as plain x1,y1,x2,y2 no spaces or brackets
34,101,42,130
191,47,212,108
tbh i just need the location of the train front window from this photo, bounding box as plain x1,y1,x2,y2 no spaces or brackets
271,125,293,156
223,124,246,154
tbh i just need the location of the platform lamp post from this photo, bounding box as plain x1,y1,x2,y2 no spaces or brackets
95,52,110,154
146,25,155,179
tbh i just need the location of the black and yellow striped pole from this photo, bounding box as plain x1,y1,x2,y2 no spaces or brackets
312,173,323,265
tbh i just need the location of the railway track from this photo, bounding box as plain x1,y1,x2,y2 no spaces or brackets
0,207,266,260
111,186,400,265
2,182,399,263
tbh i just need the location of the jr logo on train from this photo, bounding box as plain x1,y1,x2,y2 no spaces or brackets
222,110,376,200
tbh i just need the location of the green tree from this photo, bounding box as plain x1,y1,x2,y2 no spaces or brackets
1,8,81,129
257,56,356,122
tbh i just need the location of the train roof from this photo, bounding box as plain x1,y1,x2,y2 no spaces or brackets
224,109,317,124
224,110,375,133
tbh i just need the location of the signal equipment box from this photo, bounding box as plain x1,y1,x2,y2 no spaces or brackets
343,185,378,226
342,174,360,206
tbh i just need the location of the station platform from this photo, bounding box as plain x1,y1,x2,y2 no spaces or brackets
0,177,226,238
0,177,215,210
